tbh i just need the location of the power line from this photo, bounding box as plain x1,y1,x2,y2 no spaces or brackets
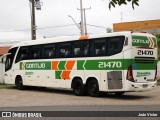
87,24,107,29
37,24,76,29
0,29,31,32
0,24,108,33
0,24,75,33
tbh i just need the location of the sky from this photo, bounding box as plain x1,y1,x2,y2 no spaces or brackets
0,0,160,45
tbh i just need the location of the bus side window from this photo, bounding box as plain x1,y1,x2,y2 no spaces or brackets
124,37,128,46
42,44,55,59
15,47,29,63
90,40,94,57
57,42,71,58
20,54,28,60
30,45,41,59
108,36,125,56
94,39,106,56
73,41,89,57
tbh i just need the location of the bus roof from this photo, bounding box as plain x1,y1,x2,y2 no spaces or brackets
10,31,133,49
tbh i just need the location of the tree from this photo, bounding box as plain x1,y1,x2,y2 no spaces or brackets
106,28,113,33
109,0,139,9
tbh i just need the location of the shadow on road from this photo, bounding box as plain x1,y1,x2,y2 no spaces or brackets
9,86,152,100
99,93,152,100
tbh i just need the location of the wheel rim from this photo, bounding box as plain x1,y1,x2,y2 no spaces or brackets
17,81,22,89
74,82,81,94
90,84,97,93
88,81,99,95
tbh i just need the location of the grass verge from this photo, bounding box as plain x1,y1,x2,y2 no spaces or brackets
0,83,15,89
157,80,160,86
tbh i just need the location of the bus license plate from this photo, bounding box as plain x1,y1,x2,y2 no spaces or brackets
142,84,148,88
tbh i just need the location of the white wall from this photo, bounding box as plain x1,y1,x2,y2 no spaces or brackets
0,62,5,83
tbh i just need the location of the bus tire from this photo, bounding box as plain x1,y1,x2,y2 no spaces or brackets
87,79,100,97
15,76,24,90
72,79,86,96
114,92,125,96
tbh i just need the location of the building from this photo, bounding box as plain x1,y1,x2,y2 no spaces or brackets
0,46,10,83
113,19,160,34
0,46,10,57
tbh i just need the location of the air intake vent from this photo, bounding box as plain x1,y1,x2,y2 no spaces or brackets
134,57,155,64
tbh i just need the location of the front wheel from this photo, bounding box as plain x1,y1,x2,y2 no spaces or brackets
87,79,100,97
16,77,24,90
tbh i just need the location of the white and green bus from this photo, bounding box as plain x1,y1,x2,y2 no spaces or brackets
4,31,158,97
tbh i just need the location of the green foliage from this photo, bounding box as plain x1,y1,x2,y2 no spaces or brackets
106,28,113,33
156,34,160,42
155,34,160,60
109,0,139,9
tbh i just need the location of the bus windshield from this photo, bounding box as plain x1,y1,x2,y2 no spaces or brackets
5,47,18,71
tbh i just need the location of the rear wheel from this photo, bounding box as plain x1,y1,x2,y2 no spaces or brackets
87,79,100,97
72,79,86,96
15,77,24,90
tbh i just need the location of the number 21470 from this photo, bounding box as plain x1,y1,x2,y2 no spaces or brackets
137,50,153,55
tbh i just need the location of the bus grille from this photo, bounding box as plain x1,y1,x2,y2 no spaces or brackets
134,57,155,64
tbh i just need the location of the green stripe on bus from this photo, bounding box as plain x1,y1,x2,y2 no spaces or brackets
132,35,157,48
152,37,157,48
58,61,66,70
77,59,157,70
20,59,157,71
77,60,85,70
55,71,62,79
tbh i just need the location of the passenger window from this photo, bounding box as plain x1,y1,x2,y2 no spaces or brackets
57,43,71,58
30,45,41,59
15,47,29,63
94,39,106,56
73,41,89,57
124,37,128,46
43,44,55,59
108,36,125,56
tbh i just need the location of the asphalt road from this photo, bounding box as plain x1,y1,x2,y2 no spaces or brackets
0,86,160,120
0,86,160,107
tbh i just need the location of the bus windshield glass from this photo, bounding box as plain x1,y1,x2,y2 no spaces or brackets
5,47,18,71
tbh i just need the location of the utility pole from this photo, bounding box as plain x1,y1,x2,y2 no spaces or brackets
80,0,84,36
31,0,36,40
78,0,90,36
83,7,91,35
29,0,42,40
121,12,123,22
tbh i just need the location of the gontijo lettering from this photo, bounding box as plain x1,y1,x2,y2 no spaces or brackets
132,39,149,44
20,62,51,70
25,63,45,69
